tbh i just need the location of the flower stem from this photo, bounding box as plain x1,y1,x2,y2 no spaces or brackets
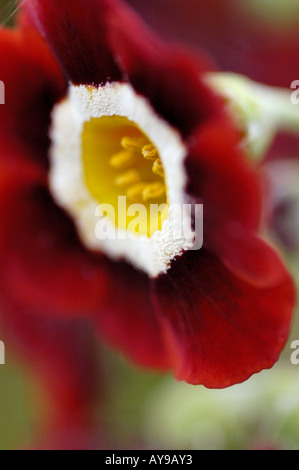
254,82,299,134
207,72,299,161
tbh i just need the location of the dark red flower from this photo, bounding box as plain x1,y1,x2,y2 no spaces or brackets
0,0,295,389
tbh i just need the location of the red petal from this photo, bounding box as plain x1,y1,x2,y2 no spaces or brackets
186,119,262,234
0,170,168,371
22,0,122,85
95,260,170,371
184,120,288,289
22,0,224,137
107,4,221,137
0,27,65,169
0,141,46,202
153,248,295,388
0,183,109,318
218,232,293,289
23,0,220,136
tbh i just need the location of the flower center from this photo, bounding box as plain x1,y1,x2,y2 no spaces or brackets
82,116,168,237
49,82,191,277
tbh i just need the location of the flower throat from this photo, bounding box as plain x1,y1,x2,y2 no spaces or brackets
82,116,169,237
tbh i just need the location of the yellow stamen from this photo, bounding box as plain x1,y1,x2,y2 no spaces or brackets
115,169,141,187
82,115,168,237
110,150,136,169
142,144,158,160
142,182,165,201
121,136,147,152
126,182,148,201
152,159,164,177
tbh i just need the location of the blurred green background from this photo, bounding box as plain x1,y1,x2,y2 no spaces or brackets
1,0,299,451
0,0,17,26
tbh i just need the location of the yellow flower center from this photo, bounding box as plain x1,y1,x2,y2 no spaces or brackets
82,116,169,237
49,83,189,276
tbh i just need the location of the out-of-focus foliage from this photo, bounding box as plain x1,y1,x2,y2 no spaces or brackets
143,366,299,450
0,354,39,450
0,0,18,26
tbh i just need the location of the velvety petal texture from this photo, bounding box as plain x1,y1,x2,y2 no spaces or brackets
0,0,294,390
0,27,65,168
22,0,122,84
186,119,262,234
0,159,169,371
24,0,221,137
94,260,170,371
153,248,294,388
0,182,108,318
106,5,221,137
